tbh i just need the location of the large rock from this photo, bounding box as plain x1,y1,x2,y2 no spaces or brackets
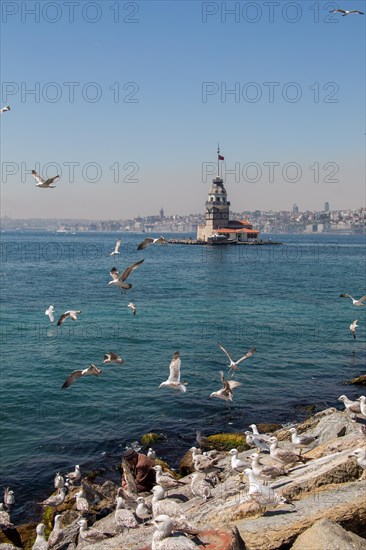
291,518,366,549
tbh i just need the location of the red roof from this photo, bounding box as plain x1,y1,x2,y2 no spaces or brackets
216,228,260,234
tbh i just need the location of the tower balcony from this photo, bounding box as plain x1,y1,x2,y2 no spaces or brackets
206,201,230,207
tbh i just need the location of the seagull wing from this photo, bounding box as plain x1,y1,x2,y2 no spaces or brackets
339,293,353,300
350,11,364,15
62,370,84,388
69,310,80,320
57,312,71,326
168,355,181,383
105,352,118,361
227,380,242,390
217,342,233,363
331,9,345,14
44,175,60,186
32,170,45,184
236,347,256,365
358,295,366,303
109,267,119,280
137,238,154,250
119,259,144,281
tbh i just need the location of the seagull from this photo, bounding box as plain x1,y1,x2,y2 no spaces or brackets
196,430,210,448
153,466,186,492
56,310,81,326
330,9,364,16
151,486,194,531
128,302,137,316
217,342,256,375
53,472,64,489
244,431,270,452
147,448,156,460
110,239,122,256
189,472,212,502
248,424,271,442
350,320,359,339
3,488,15,510
0,503,13,529
190,447,222,483
137,236,168,250
114,496,138,533
62,364,101,389
75,490,89,513
32,170,60,189
103,352,124,364
0,106,10,115
45,305,55,323
268,437,305,466
32,523,49,550
357,396,366,417
151,514,199,550
48,515,64,548
158,351,187,393
65,464,81,484
339,294,366,306
349,448,366,478
39,487,67,507
243,468,294,513
135,496,152,522
249,453,288,480
229,449,249,476
108,259,144,290
78,518,113,543
209,370,242,401
289,427,318,454
338,394,361,414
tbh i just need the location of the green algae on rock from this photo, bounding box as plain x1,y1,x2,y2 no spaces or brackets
140,432,164,445
345,374,366,386
206,433,249,452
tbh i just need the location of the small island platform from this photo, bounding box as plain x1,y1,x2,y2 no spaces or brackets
168,238,283,245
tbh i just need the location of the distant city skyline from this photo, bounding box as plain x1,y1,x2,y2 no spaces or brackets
1,1,365,218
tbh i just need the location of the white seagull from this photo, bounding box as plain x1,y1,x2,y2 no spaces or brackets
3,488,15,510
147,448,156,460
48,514,64,548
78,518,112,543
358,396,366,417
32,170,60,189
151,514,199,550
158,351,187,393
209,370,242,402
229,448,249,476
56,310,81,326
289,427,318,454
243,468,294,513
0,503,13,528
350,320,359,339
135,496,152,522
65,464,81,484
349,448,366,478
39,487,67,508
340,293,366,306
32,523,49,550
137,236,168,250
53,472,64,489
338,394,361,414
62,364,101,389
115,496,138,533
0,106,10,115
108,259,144,290
110,239,122,256
103,352,124,364
217,342,256,375
330,9,364,16
128,302,137,316
45,305,55,323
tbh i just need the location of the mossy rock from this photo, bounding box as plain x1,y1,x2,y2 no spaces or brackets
140,432,164,445
345,374,366,386
41,505,55,535
0,522,36,550
179,450,195,477
206,433,249,452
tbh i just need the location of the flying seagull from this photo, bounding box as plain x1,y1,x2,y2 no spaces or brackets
137,236,168,250
209,370,242,401
350,320,359,339
0,106,10,115
158,351,187,393
108,259,144,290
32,169,60,189
56,310,81,326
62,364,101,389
103,352,124,364
110,239,122,257
45,305,55,323
217,342,256,375
340,294,366,306
128,302,137,316
330,9,364,16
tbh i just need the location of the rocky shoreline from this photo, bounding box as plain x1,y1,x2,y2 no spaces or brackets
1,406,365,550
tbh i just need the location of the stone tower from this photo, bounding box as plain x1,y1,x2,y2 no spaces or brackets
204,176,230,233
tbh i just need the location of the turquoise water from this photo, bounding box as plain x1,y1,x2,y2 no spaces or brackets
0,232,365,520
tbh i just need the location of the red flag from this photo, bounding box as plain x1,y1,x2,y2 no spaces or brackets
218,155,224,160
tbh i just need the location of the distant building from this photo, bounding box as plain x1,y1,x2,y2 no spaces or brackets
160,207,164,220
292,203,299,214
324,202,330,212
197,148,260,243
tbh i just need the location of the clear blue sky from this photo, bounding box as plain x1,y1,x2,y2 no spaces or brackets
1,0,365,218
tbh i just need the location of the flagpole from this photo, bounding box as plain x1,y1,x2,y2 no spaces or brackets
217,143,220,178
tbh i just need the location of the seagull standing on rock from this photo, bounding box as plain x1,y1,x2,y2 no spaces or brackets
48,515,64,548
0,504,13,528
249,453,288,480
114,496,138,533
153,466,186,492
190,472,211,501
244,431,270,452
151,486,194,531
243,469,294,513
338,395,361,417
3,488,15,511
289,427,318,454
32,523,49,550
135,496,152,522
358,396,366,417
53,472,64,489
349,448,366,479
65,464,81,485
151,515,199,550
78,519,113,542
268,437,306,466
39,487,67,508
